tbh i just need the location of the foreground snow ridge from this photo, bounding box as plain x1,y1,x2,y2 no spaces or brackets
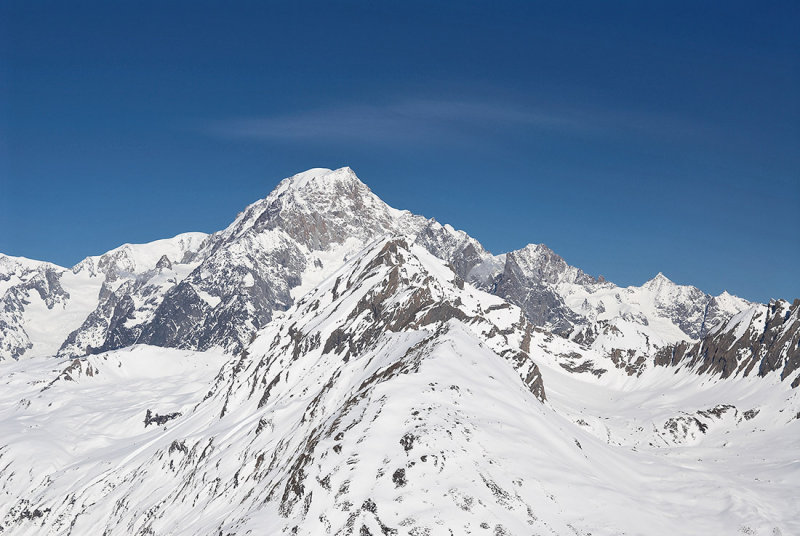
1,168,798,535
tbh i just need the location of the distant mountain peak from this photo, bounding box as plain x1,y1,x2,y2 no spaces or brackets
519,242,555,255
641,272,678,293
649,271,672,283
273,166,363,196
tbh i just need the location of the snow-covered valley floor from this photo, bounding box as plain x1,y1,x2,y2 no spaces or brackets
1,335,797,535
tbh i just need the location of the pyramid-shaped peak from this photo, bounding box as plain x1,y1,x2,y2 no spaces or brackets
717,290,737,301
220,166,426,251
646,272,673,285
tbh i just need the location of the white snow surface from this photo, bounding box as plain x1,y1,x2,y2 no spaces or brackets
71,231,209,277
0,237,796,535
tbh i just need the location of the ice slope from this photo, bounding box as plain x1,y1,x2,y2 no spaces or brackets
0,236,797,535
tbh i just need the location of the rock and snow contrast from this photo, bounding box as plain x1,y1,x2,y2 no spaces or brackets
1,167,798,535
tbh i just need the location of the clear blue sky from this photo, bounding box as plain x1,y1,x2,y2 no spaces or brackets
1,1,798,303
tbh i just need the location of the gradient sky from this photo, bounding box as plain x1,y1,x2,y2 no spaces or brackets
2,1,798,303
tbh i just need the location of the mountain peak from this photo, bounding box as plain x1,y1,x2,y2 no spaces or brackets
644,272,674,288
519,243,555,256
285,167,331,186
507,242,592,287
276,166,363,195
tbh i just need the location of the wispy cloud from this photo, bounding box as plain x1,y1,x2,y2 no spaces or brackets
205,97,714,146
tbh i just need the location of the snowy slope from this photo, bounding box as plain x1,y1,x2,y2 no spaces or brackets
0,237,796,535
70,232,209,278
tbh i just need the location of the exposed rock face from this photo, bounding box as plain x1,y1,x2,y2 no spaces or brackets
413,219,491,280
270,237,546,403
8,168,471,360
55,234,210,357
245,168,425,250
502,244,595,289
0,234,209,361
455,243,752,369
155,255,172,270
490,245,590,336
655,299,800,386
61,168,551,360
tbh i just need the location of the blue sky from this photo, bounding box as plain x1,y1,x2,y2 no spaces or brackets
1,1,798,302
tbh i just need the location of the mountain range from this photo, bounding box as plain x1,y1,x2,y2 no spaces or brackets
1,167,797,535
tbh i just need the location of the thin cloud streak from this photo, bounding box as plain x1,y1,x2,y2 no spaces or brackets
206,98,715,146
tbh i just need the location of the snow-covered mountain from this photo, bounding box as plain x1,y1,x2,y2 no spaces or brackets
1,236,798,535
1,167,751,364
0,233,208,361
464,242,751,376
656,298,800,385
1,166,797,535
61,168,432,359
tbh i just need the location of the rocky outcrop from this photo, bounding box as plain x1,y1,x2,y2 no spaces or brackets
491,245,589,336
413,219,491,280
0,235,209,361
655,299,800,386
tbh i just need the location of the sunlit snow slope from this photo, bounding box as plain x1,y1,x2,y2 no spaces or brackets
0,237,797,535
